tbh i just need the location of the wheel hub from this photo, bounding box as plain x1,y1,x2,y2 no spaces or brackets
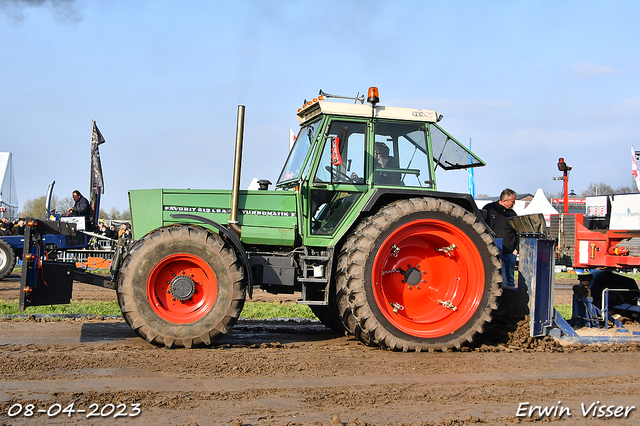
170,275,196,301
404,267,422,286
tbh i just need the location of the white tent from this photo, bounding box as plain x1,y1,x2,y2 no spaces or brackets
0,152,18,219
522,188,558,226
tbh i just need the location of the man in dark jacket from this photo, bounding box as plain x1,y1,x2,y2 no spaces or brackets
11,218,26,235
483,188,518,287
67,190,91,221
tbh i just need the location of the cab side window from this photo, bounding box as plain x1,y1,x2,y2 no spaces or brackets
314,121,366,184
373,122,432,187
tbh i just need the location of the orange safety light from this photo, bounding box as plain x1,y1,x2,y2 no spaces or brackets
367,87,380,106
25,253,35,261
28,219,38,227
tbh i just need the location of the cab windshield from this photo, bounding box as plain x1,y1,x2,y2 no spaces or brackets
277,120,321,185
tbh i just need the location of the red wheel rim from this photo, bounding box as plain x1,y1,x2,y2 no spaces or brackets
147,253,218,323
371,219,485,338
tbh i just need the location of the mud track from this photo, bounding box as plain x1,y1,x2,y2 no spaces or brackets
2,273,640,425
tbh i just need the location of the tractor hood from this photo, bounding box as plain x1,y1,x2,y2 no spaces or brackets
129,188,297,246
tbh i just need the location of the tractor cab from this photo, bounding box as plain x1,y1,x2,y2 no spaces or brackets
277,87,485,242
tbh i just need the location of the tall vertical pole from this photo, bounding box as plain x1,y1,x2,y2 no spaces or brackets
563,168,569,214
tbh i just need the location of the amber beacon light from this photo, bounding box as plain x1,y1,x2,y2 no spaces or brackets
367,87,380,106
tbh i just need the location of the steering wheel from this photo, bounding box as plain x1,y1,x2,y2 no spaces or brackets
325,166,355,183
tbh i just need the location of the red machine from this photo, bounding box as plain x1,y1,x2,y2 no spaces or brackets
550,157,640,269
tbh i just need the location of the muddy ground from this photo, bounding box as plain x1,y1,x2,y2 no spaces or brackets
1,273,640,426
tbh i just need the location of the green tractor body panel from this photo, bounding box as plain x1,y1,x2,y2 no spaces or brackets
130,188,297,246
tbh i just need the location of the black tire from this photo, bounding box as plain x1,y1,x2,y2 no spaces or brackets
117,225,246,348
309,301,345,334
335,226,377,346
0,239,16,280
338,197,502,352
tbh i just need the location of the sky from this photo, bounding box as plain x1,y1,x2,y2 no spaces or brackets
1,0,640,214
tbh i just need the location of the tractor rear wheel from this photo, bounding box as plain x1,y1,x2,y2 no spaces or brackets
335,226,377,346
338,198,502,352
0,239,16,280
117,224,246,348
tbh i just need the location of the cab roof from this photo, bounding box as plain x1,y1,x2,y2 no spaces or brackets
297,100,442,125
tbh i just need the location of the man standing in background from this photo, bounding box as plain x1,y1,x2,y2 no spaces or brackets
483,189,518,287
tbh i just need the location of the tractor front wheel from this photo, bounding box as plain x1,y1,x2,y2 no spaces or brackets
117,225,246,348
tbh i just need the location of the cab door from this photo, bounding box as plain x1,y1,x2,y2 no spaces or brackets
305,119,368,241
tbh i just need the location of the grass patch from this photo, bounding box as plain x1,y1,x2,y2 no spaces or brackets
1,300,122,316
554,304,572,320
240,302,315,319
1,299,316,319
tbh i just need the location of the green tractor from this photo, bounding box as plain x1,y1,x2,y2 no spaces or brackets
22,87,502,351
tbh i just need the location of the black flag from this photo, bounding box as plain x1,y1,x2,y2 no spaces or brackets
90,120,105,195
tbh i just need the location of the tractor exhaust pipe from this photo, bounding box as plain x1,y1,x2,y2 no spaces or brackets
228,105,245,236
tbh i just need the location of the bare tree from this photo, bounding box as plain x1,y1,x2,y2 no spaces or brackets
19,195,73,218
107,206,120,220
580,183,636,197
19,196,48,219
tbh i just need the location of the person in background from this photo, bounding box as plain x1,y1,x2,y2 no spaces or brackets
122,225,132,239
1,218,13,234
67,190,91,221
98,222,116,239
12,218,26,236
0,220,11,236
482,188,518,287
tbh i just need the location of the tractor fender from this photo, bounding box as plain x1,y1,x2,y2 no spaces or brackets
361,188,488,227
169,213,254,299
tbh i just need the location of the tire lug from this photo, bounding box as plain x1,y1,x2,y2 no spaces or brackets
408,286,412,290
172,297,176,301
